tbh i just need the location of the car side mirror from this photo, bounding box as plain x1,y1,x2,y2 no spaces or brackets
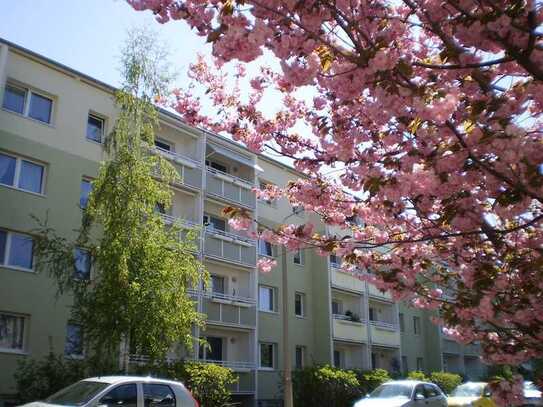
415,393,425,401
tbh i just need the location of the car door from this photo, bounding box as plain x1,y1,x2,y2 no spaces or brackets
424,384,446,406
142,383,176,407
413,384,428,406
95,383,140,407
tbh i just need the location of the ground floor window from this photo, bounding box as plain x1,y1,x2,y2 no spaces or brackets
0,313,26,352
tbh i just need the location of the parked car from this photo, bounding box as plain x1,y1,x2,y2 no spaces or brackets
18,376,199,407
523,381,543,407
447,382,495,407
353,380,447,407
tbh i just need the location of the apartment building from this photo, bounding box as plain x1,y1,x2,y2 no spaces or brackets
0,38,485,407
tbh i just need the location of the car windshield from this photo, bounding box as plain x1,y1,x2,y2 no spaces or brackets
45,381,109,405
524,382,539,391
451,383,485,397
370,384,412,398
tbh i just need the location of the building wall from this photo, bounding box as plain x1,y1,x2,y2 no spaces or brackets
0,39,486,406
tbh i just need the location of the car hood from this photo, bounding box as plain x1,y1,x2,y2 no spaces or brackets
354,396,410,407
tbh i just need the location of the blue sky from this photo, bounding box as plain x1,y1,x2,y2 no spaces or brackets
0,0,208,88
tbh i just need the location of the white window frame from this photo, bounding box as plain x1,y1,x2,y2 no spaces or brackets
2,81,55,125
211,274,226,294
64,323,84,359
0,312,28,354
413,316,421,335
293,249,304,266
258,238,274,257
0,229,35,272
259,342,276,370
86,112,105,144
0,151,46,196
155,138,174,152
294,292,305,318
258,285,276,313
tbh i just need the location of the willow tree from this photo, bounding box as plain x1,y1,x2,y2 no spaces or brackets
34,29,205,369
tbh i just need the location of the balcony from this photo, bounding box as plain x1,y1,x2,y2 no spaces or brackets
331,266,366,292
152,146,203,190
442,338,461,354
367,283,392,301
206,167,256,209
204,229,257,267
464,342,481,356
332,315,368,343
370,321,400,347
202,295,257,328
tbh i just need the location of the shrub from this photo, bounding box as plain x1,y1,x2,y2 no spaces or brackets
353,368,391,394
132,360,237,407
407,370,428,381
292,365,362,407
429,371,462,394
14,353,87,402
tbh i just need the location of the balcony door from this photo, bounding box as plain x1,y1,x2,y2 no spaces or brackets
200,336,224,362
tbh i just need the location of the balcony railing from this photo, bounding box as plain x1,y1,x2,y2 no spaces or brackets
192,358,256,370
370,324,401,347
204,230,257,267
206,167,256,209
154,146,201,168
332,316,368,343
202,296,257,327
369,320,397,330
367,283,392,300
331,267,366,292
160,214,200,229
203,290,256,305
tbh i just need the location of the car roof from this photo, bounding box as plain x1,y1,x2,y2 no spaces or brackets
381,380,433,386
82,376,184,386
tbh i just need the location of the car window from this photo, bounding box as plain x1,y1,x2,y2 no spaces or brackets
414,385,426,399
424,384,438,398
100,383,138,407
143,383,176,407
45,381,109,405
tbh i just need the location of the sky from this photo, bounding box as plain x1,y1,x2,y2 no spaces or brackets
0,0,208,89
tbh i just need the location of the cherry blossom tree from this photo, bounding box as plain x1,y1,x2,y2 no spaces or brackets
128,0,543,403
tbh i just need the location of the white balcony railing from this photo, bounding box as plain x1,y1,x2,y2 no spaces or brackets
205,228,256,246
154,146,201,168
206,167,256,209
333,314,366,323
190,289,256,305
370,320,397,331
192,358,256,370
160,214,200,229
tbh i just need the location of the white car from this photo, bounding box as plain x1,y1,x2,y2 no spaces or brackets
18,376,199,407
524,381,543,407
354,380,447,407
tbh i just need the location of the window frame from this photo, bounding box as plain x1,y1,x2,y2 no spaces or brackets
0,312,28,354
258,285,276,313
295,345,305,369
86,112,105,144
413,316,421,335
203,213,227,232
0,229,35,272
258,238,274,257
293,248,304,266
0,151,46,196
2,81,54,125
399,313,405,332
416,357,424,371
142,383,176,407
294,292,305,318
155,138,173,152
211,274,226,295
73,247,91,281
259,342,276,370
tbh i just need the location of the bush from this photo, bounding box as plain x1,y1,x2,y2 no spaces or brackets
292,365,362,407
14,353,87,402
429,371,462,394
407,370,428,381
353,368,391,394
132,360,237,407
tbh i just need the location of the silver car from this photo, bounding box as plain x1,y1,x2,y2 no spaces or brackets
18,376,199,407
354,380,447,407
524,381,543,407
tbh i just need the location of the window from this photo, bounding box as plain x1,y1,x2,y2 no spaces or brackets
333,350,342,368
203,214,226,232
259,342,275,369
413,316,421,335
64,323,83,357
143,383,176,407
86,114,104,143
0,230,34,270
295,345,305,369
294,292,305,317
416,357,424,371
155,139,172,152
259,285,275,312
3,82,53,124
0,152,45,194
401,356,408,374
74,248,91,280
199,336,223,361
331,300,342,315
206,160,228,173
371,352,377,369
330,255,341,267
399,313,405,332
100,384,137,407
0,313,26,352
414,385,425,400
293,249,304,265
258,238,273,257
80,179,92,209
369,307,377,321
155,202,166,215
424,384,439,398
211,275,225,294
